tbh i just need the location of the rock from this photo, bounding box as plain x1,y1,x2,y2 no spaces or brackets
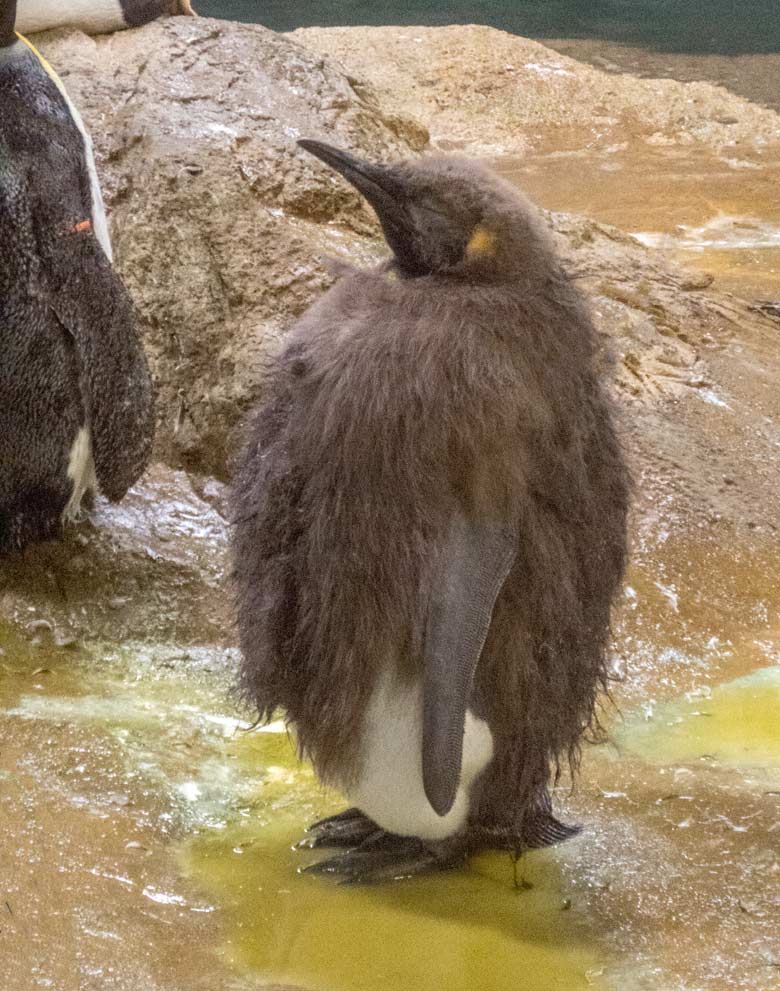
291,25,780,156
24,17,780,538
0,464,230,646
540,38,780,117
34,17,427,477
2,21,780,991
750,300,780,319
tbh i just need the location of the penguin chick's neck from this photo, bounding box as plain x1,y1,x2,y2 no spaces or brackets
0,0,17,47
344,671,493,842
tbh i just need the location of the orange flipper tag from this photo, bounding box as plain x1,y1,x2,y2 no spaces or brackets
67,219,93,235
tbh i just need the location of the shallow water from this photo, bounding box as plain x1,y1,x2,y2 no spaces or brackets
185,731,606,991
496,142,780,299
197,1,780,56
0,629,242,990
3,520,779,990
618,665,780,770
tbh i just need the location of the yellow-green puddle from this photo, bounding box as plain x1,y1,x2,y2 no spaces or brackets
616,666,780,770
183,662,780,991
185,730,604,991
2,562,780,990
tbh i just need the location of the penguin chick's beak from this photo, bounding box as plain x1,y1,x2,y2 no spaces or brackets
298,139,426,276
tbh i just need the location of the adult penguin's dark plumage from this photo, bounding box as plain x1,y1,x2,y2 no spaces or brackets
231,139,630,882
0,2,154,552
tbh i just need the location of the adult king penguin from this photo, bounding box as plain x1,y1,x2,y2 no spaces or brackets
15,0,194,36
231,140,630,882
0,0,154,552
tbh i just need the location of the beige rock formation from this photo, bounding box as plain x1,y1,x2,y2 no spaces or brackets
40,16,426,477
27,16,778,495
0,13,774,643
292,24,780,156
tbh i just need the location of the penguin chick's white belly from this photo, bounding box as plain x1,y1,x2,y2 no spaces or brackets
16,0,128,35
346,672,494,842
63,427,97,522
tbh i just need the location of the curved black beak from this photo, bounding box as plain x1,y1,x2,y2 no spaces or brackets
298,139,426,276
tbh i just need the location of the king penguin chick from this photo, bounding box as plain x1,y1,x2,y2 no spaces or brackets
0,2,155,552
15,0,194,36
231,139,630,883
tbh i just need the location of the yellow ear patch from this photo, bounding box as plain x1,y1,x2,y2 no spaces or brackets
466,226,498,257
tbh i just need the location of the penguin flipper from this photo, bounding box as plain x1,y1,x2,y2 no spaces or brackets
48,242,155,502
422,513,516,818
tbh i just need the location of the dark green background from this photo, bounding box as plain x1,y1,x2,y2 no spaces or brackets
196,1,780,55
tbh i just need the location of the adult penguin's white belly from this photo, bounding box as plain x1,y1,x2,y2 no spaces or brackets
16,0,195,35
63,427,97,522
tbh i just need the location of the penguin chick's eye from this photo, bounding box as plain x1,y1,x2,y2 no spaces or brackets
466,226,498,258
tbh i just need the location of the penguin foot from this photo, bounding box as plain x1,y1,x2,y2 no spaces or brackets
303,808,379,849
471,812,581,852
302,830,464,884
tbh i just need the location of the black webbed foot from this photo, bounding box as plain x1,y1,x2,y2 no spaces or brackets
301,808,381,850
473,811,581,853
523,812,581,849
300,809,465,884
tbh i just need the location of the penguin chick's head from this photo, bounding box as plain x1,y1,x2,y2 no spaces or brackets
298,139,552,282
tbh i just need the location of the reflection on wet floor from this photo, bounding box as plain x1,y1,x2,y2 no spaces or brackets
617,665,780,770
0,638,220,990
181,539,780,991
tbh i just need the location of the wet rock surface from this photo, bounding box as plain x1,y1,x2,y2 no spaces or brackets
24,17,780,498
38,17,426,477
0,464,230,647
1,17,779,991
543,38,780,116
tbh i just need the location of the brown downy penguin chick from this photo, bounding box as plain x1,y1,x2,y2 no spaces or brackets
231,140,630,883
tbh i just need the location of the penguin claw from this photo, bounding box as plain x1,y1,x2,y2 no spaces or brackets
301,830,465,884
474,813,582,852
305,821,380,850
307,807,366,832
303,808,379,850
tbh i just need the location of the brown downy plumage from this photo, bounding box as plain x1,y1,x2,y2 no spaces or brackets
231,142,630,882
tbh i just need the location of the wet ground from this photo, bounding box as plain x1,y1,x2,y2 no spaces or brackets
2,523,778,991
2,93,780,991
496,142,780,300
